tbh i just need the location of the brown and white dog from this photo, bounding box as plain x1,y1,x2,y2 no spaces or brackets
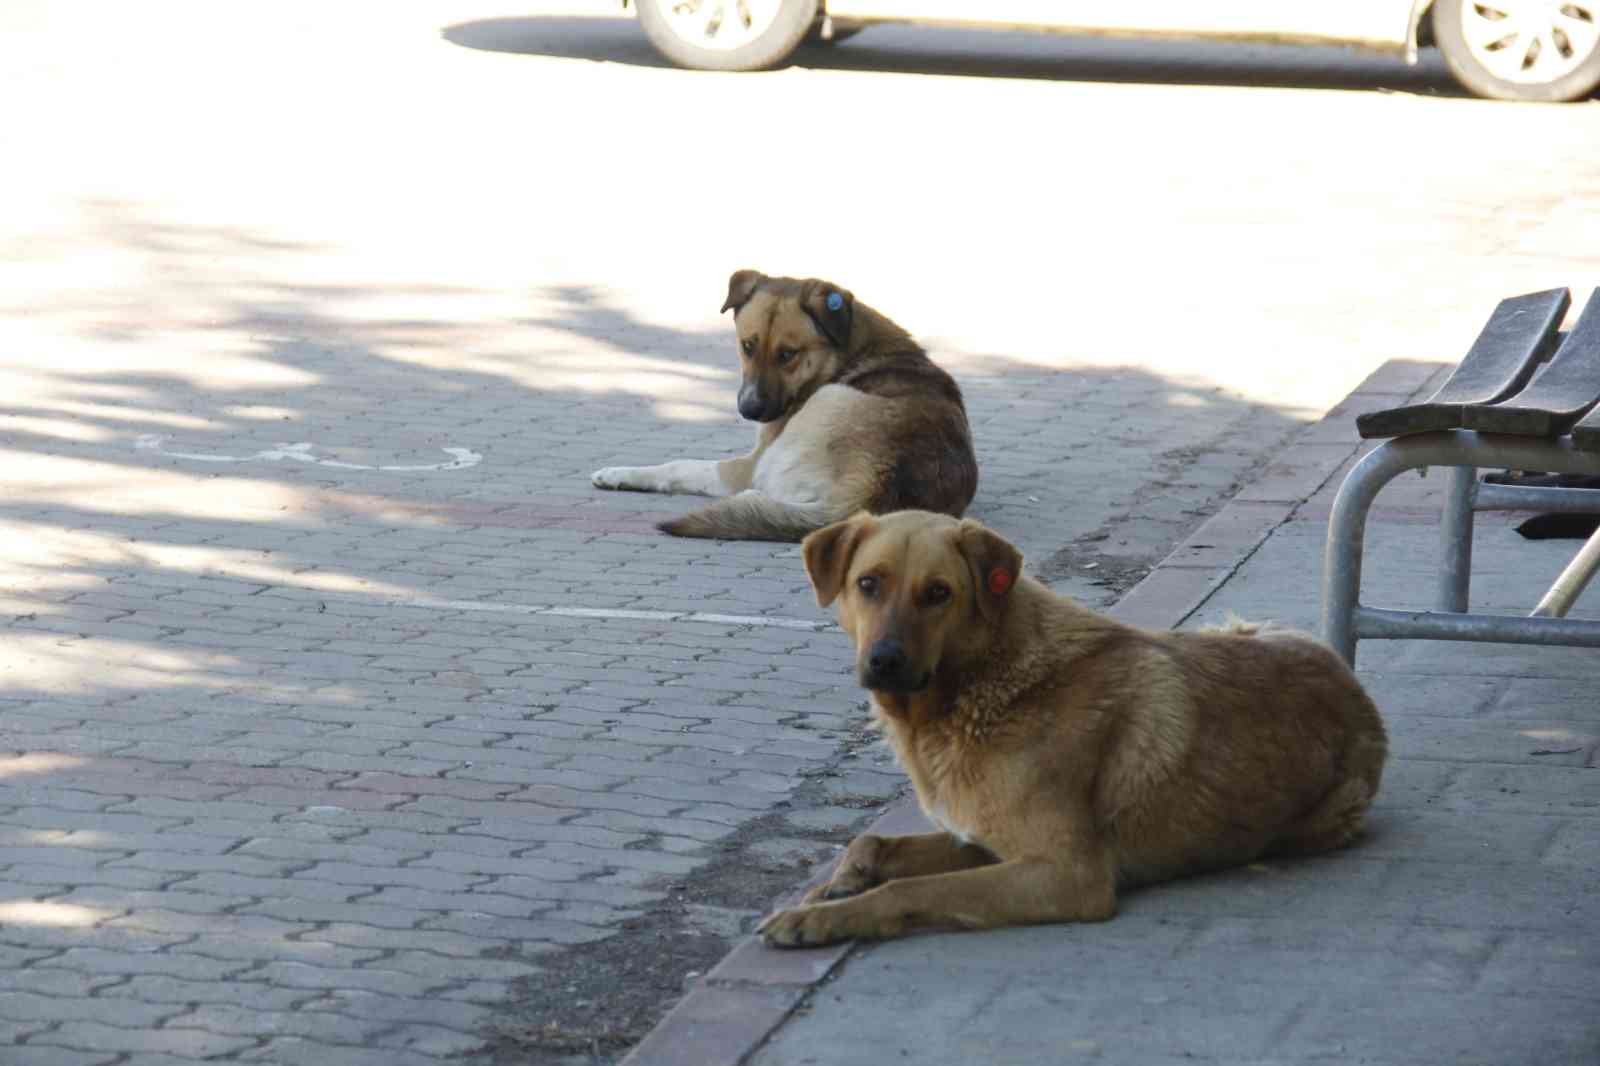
760,510,1388,948
592,271,978,541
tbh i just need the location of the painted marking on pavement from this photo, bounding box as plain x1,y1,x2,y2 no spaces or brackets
275,586,837,632
410,597,835,632
136,434,482,471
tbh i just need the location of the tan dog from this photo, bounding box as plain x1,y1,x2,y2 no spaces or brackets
760,511,1387,948
591,271,977,541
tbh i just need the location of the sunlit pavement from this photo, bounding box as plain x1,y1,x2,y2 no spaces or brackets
2,2,1598,1062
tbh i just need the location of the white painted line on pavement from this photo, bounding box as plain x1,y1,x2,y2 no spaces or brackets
400,597,545,615
542,606,686,621
136,434,482,472
686,612,825,631
286,587,836,632
409,597,835,631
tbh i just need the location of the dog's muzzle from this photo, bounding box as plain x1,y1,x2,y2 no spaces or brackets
861,638,928,693
737,384,782,423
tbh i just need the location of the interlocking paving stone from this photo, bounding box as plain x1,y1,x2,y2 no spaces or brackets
27,1023,258,1058
0,992,179,1029
5,1048,120,1066
94,975,306,1010
235,1038,446,1066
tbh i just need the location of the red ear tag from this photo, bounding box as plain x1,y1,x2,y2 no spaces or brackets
987,568,1013,596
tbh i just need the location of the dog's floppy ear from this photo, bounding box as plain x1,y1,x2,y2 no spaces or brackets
802,513,874,608
722,269,764,315
954,519,1024,623
800,280,854,350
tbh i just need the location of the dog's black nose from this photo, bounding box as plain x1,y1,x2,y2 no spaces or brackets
863,639,911,689
737,385,784,422
737,385,768,422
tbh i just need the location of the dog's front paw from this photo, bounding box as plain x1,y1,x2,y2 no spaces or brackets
759,904,854,950
802,862,878,904
591,467,637,491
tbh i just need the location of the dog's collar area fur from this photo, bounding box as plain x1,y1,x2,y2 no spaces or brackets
871,593,1119,742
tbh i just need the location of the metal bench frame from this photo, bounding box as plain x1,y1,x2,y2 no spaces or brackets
1322,288,1600,665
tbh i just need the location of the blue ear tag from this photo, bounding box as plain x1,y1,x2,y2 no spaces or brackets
826,292,844,312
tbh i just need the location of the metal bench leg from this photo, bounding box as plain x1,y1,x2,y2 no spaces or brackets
1532,523,1600,618
1436,466,1476,613
1323,442,1404,666
1325,432,1600,663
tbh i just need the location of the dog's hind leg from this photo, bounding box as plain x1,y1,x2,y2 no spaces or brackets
1265,777,1376,858
1268,724,1385,859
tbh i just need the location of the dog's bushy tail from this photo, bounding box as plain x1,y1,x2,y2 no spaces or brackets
658,493,833,542
1200,614,1267,638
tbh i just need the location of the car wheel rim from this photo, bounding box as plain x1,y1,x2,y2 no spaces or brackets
1459,0,1600,84
653,0,786,51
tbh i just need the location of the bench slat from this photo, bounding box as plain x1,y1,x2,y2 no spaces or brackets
1356,287,1570,439
1462,288,1600,437
1572,401,1600,453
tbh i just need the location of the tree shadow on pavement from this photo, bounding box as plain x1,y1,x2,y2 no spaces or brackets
3,199,1310,572
441,16,1466,97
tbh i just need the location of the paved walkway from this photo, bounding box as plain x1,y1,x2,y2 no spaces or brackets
5,6,1600,1063
0,310,1306,1065
625,361,1600,1066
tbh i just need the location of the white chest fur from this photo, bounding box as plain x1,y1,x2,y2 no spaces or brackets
873,695,982,848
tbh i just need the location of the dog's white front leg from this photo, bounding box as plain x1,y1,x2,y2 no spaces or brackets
591,459,730,497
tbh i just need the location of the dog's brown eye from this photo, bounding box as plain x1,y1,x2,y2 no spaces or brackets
925,582,951,607
741,338,756,357
776,348,797,365
856,574,879,597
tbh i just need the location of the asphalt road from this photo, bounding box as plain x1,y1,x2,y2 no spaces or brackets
2,3,1599,1064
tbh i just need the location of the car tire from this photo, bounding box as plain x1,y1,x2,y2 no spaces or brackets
1432,0,1600,102
636,0,819,71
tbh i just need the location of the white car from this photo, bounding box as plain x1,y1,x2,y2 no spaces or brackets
625,0,1600,102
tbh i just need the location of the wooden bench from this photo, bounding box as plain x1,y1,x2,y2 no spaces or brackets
1322,287,1600,665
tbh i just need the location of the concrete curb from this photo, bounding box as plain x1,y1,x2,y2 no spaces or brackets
618,357,1447,1066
